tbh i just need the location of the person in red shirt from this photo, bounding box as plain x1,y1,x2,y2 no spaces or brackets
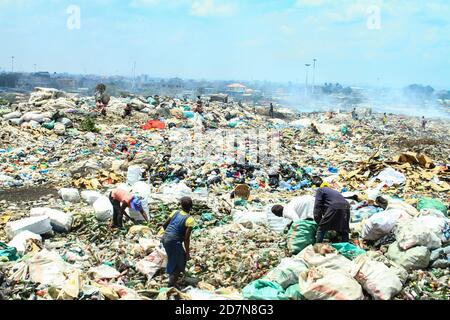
109,188,149,228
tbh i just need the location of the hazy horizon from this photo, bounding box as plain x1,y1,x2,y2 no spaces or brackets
1,0,449,88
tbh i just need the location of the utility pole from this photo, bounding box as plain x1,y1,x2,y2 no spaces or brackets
312,59,317,95
132,61,137,91
305,63,311,97
11,56,15,73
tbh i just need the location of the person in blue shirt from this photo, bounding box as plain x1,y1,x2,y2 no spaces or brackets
162,197,195,288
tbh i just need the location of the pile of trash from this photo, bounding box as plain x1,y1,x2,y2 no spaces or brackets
0,88,449,300
188,223,287,288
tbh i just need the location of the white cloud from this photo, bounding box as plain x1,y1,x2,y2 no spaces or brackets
280,25,295,35
0,0,32,7
190,0,236,17
130,0,160,8
296,0,325,6
240,39,263,47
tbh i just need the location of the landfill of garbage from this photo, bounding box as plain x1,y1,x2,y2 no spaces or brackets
0,87,449,300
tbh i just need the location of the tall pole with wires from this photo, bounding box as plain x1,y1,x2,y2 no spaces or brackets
132,61,137,91
305,63,311,97
312,59,317,95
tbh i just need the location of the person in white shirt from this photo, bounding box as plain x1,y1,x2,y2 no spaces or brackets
271,195,315,222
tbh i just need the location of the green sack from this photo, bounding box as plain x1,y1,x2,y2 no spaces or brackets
417,198,447,217
242,280,288,300
287,220,318,254
331,242,365,260
42,120,55,130
0,242,19,261
285,284,304,300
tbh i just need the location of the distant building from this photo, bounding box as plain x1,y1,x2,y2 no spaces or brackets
226,83,247,94
56,78,76,89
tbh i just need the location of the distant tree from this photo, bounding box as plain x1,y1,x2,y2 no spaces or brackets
0,73,19,88
404,84,435,100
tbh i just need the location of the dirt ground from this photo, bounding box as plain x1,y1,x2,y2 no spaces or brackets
0,185,58,203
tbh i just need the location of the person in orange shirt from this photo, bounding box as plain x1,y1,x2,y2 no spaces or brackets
109,188,149,228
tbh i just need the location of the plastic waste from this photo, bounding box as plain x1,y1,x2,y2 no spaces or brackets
417,198,447,217
81,190,102,205
126,165,143,186
362,209,402,241
299,268,364,300
5,216,53,239
351,255,403,300
331,243,365,260
58,188,81,203
93,196,114,221
30,207,73,233
287,220,317,254
0,242,19,261
386,242,430,270
7,231,42,255
264,258,308,289
242,280,288,300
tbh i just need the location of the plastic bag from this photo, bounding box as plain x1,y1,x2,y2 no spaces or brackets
331,243,365,260
285,284,303,300
417,198,447,217
416,214,448,243
0,242,19,261
7,231,42,255
5,216,52,239
2,111,21,120
362,209,401,241
126,165,143,186
264,258,308,289
21,112,44,123
395,218,441,250
296,245,355,275
161,181,192,197
93,196,114,221
386,198,419,218
27,249,72,286
88,264,121,280
429,245,450,269
287,220,317,254
351,255,402,300
135,247,167,280
386,242,430,270
299,268,364,300
266,210,290,234
372,168,406,186
58,188,80,203
30,207,73,233
232,209,268,226
242,280,288,300
81,190,102,205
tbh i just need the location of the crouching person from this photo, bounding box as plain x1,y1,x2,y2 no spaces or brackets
162,196,195,288
312,176,350,243
109,188,149,228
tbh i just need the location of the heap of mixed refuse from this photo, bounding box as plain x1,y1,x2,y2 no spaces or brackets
0,87,448,300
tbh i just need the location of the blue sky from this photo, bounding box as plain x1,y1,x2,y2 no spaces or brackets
0,0,449,88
